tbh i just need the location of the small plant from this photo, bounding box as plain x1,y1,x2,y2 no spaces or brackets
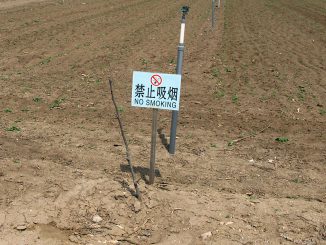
33,97,42,103
117,106,124,113
224,21,228,29
49,98,65,109
292,178,304,184
4,108,12,113
297,86,305,101
140,58,148,68
272,70,280,78
168,58,175,64
232,95,238,103
275,137,289,143
214,89,225,99
211,68,220,77
185,133,193,139
13,159,21,164
13,159,22,168
259,95,268,102
95,79,101,84
21,108,30,112
249,195,258,200
228,141,234,146
6,125,21,132
210,143,217,148
271,89,277,98
40,57,52,65
319,109,326,115
225,67,232,73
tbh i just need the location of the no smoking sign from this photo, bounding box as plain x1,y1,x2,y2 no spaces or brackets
132,71,182,111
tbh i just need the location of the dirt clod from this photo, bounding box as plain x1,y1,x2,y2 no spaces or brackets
92,214,103,223
69,235,79,243
15,225,27,231
133,200,142,213
200,231,212,240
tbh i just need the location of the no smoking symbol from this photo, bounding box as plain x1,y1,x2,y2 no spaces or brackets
150,74,163,87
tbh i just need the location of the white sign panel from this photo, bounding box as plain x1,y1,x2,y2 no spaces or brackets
131,71,181,111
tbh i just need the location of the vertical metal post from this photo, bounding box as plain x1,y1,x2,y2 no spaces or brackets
169,6,188,154
149,108,158,184
212,0,215,28
218,0,221,8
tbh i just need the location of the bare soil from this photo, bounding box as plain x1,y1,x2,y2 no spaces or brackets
0,0,325,244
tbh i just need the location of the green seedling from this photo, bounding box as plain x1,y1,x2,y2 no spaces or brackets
210,143,217,148
224,21,228,29
0,75,9,81
117,106,124,113
260,95,268,102
33,97,42,103
40,57,52,65
214,89,225,99
13,159,23,168
271,89,277,98
185,133,193,139
49,98,65,109
292,178,304,184
211,68,220,77
95,79,101,84
6,125,21,132
168,58,175,64
140,58,148,68
225,67,232,73
297,86,305,101
232,95,238,103
319,109,326,115
249,195,258,200
228,141,234,146
4,108,12,113
275,137,289,143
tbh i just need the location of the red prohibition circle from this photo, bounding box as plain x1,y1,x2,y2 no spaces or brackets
150,74,163,87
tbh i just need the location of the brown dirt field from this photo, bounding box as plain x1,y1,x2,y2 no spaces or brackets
0,0,325,244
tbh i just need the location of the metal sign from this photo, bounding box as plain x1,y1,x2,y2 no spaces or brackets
131,71,181,111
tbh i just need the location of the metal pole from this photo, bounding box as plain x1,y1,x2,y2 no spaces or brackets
212,0,215,28
109,79,140,198
218,0,220,8
149,108,158,184
169,6,189,154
